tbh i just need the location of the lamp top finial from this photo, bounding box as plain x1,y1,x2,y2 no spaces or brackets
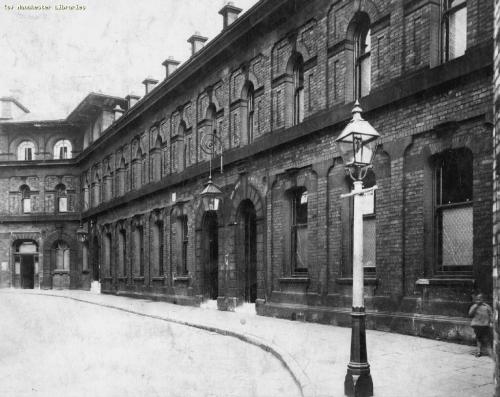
352,100,363,121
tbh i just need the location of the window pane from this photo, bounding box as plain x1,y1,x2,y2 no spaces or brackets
23,198,31,213
64,248,70,270
363,217,376,270
448,7,467,60
295,226,308,272
83,244,88,271
59,197,68,212
440,206,472,270
360,55,371,97
439,149,472,204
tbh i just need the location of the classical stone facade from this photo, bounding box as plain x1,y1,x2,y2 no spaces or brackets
0,0,494,343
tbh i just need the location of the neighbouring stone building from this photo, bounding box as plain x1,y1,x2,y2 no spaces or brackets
0,0,495,344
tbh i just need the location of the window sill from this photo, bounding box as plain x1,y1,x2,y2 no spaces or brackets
133,276,145,281
151,276,165,281
117,277,128,281
52,269,70,275
415,278,475,287
278,276,310,284
173,275,190,282
336,277,378,286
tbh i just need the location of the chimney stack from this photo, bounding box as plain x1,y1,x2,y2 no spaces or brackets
125,94,140,110
187,32,208,56
219,2,242,29
113,104,124,121
162,56,181,79
142,77,159,95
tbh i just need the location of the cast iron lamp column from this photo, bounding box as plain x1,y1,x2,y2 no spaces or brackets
335,101,380,397
199,132,229,304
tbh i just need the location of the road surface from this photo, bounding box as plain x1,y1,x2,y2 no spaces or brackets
0,292,301,397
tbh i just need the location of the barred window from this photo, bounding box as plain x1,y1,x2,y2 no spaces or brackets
435,148,473,273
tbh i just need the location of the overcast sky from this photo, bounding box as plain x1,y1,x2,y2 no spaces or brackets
0,0,259,120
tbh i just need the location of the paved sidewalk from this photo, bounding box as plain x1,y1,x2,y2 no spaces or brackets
4,289,494,397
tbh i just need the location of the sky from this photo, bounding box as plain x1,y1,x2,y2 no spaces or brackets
0,0,259,120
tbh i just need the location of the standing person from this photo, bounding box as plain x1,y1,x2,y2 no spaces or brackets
468,293,493,357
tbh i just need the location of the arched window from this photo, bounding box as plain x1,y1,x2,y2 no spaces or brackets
247,83,255,143
290,188,308,273
55,241,70,271
293,56,304,125
442,0,467,61
104,233,112,277
355,26,371,98
20,185,31,213
55,184,68,213
17,141,35,161
118,228,127,276
53,140,72,159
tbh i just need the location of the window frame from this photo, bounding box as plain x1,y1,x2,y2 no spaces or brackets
355,27,371,98
290,188,308,274
293,57,305,126
441,0,467,62
433,148,473,275
20,185,31,214
17,141,35,161
55,241,70,271
53,139,72,160
247,84,255,143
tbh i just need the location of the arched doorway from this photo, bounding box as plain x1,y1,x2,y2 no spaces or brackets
202,211,219,300
237,200,257,303
13,240,38,289
92,236,100,282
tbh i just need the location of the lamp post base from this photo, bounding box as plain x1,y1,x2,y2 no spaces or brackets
344,367,373,397
344,308,373,397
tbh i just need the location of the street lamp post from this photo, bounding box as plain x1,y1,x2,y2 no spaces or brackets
336,100,380,397
199,132,229,305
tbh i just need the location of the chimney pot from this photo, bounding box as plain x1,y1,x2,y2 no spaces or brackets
125,94,140,110
162,57,181,79
187,33,208,56
142,77,159,95
219,2,242,29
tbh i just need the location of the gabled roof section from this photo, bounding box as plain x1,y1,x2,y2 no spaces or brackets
66,92,127,126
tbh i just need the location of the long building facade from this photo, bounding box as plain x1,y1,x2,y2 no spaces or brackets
0,0,494,343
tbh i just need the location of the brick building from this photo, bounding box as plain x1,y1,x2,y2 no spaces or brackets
493,0,499,394
0,0,494,343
